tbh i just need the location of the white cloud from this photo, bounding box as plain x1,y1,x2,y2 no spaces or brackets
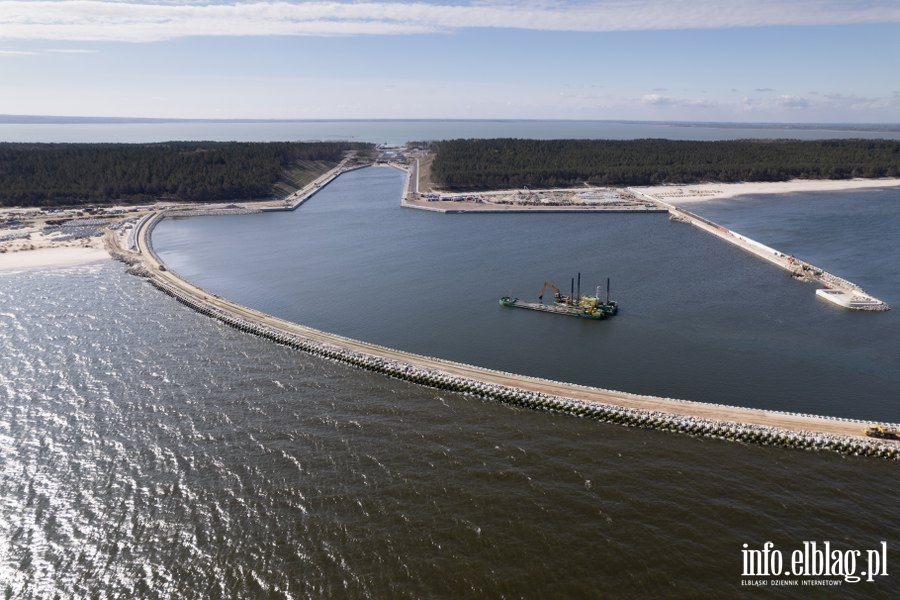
822,93,894,112
42,49,99,54
776,95,811,108
735,90,900,120
0,47,97,58
641,94,676,106
1,1,899,42
641,94,712,108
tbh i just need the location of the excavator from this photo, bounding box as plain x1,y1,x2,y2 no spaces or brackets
538,282,572,305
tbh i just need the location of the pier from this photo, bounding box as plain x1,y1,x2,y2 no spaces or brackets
629,188,890,311
121,208,899,460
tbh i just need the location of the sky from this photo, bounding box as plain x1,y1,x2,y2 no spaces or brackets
1,0,899,122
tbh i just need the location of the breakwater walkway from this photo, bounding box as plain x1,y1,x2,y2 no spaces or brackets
124,210,899,460
629,188,890,311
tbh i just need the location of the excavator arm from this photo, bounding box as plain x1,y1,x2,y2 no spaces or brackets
539,281,562,304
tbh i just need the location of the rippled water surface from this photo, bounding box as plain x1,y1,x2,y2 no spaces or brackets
2,262,898,598
5,120,900,597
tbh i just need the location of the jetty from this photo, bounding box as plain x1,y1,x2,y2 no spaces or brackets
629,188,890,311
113,205,900,460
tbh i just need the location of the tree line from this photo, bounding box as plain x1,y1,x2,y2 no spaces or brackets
429,138,900,190
0,141,373,207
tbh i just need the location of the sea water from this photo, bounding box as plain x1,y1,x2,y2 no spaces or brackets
1,263,898,599
4,120,900,598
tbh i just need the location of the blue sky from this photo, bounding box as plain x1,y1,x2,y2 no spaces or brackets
1,1,899,122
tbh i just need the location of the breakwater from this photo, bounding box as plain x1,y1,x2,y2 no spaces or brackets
631,188,890,311
144,274,898,460
127,210,899,460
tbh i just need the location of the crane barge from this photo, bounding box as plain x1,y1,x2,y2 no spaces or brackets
499,273,617,320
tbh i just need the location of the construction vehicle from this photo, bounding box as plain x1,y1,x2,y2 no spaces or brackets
539,281,571,305
864,425,900,441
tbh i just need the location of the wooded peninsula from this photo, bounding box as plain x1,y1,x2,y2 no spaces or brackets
0,141,373,207
3,138,900,207
428,138,900,190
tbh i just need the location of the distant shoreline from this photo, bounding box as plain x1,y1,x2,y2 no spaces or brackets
3,115,899,133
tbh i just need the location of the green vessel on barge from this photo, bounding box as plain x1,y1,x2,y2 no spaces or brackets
500,275,617,320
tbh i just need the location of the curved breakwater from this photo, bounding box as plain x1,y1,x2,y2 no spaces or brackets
144,275,898,460
127,211,900,461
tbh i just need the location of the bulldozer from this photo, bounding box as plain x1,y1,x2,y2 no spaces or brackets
864,425,900,441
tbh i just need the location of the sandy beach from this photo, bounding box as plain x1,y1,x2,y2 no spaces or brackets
631,177,900,204
0,205,147,272
0,246,109,271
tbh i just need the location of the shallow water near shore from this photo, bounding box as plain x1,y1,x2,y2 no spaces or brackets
1,263,898,598
153,167,900,423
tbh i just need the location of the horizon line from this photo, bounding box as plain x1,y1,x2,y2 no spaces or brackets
2,115,899,130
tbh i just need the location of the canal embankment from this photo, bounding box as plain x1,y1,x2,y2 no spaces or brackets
151,155,370,220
